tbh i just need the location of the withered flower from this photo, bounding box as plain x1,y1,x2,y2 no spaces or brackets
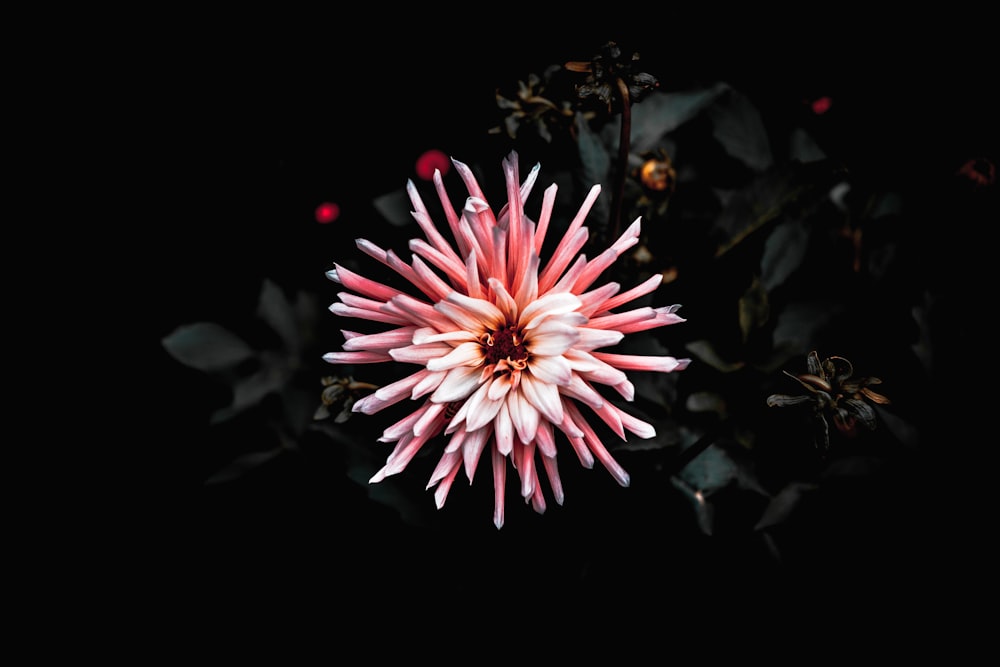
767,351,890,450
565,41,659,114
489,66,579,143
314,375,378,423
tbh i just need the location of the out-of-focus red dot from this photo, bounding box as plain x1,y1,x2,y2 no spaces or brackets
315,202,340,224
810,96,833,115
415,149,451,181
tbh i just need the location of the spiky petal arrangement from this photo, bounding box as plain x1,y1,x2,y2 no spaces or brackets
324,151,690,528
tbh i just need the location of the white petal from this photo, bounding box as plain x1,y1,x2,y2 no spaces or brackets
519,374,564,425
508,390,540,444
495,400,514,455
389,342,453,364
526,354,572,385
519,293,582,330
526,324,580,357
463,427,490,483
487,373,514,401
573,328,624,351
430,365,483,403
424,341,483,371
412,327,477,345
465,388,505,432
443,291,505,329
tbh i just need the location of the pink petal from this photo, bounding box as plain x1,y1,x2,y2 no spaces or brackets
412,328,477,345
462,427,490,483
409,254,454,303
486,277,518,323
374,370,435,404
328,263,405,302
613,404,657,439
433,459,463,509
576,283,621,318
412,370,446,399
328,302,409,326
408,237,466,288
492,446,506,529
516,439,537,499
413,401,447,437
322,351,392,364
586,307,657,331
389,342,454,365
534,419,557,458
594,274,663,313
532,183,558,255
591,352,692,373
537,227,588,294
573,328,625,351
540,453,564,505
444,426,467,454
341,326,419,352
559,374,605,410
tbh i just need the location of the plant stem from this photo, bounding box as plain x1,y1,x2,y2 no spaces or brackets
610,76,631,243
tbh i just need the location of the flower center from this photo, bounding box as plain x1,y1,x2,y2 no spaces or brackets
480,325,528,369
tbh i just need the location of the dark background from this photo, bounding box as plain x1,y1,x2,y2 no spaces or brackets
141,16,995,640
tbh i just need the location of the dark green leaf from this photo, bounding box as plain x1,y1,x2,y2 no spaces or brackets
670,475,715,536
754,481,818,530
685,391,728,416
625,83,729,153
788,127,826,163
678,442,737,493
575,111,611,186
876,405,920,448
210,366,289,424
373,187,414,227
738,276,770,342
684,339,745,373
708,88,774,172
761,219,810,292
205,448,285,485
256,279,299,353
772,300,843,357
161,322,255,372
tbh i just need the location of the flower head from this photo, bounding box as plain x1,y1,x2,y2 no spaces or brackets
565,41,659,114
324,151,690,528
767,350,890,450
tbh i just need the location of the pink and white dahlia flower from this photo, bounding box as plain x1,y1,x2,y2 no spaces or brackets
324,151,690,528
